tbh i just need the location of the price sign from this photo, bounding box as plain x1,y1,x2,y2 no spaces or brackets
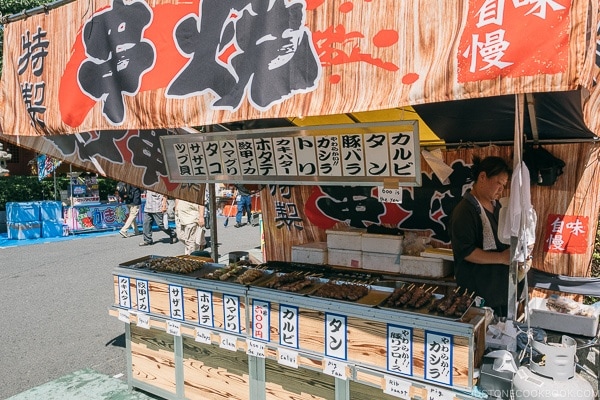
323,358,347,380
136,313,150,329
195,327,212,344
219,334,238,352
277,348,298,369
246,339,266,358
378,186,403,203
384,374,411,398
166,320,181,336
426,386,454,400
118,309,130,324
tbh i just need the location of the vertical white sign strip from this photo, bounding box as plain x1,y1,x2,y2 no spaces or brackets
387,325,413,376
172,142,193,177
187,141,208,177
136,279,150,313
202,141,223,176
316,135,342,176
294,136,318,176
325,313,347,360
340,134,365,176
237,138,259,176
223,294,241,333
118,276,131,309
253,137,276,177
424,331,453,386
168,285,184,321
389,132,417,178
273,136,298,176
364,133,391,177
197,290,214,328
252,300,270,342
220,140,241,176
279,304,299,349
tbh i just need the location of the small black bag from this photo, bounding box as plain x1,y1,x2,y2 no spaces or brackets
523,145,565,186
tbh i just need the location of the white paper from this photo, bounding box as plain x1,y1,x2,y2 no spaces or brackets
384,374,412,398
118,309,130,324
166,320,181,336
136,313,150,329
195,327,212,344
277,348,298,369
323,358,347,380
219,334,238,352
378,186,403,203
246,339,266,358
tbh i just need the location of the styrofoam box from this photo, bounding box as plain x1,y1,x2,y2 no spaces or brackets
7,222,41,240
326,228,365,251
527,297,599,337
328,249,362,269
361,233,403,254
291,242,328,264
362,253,453,277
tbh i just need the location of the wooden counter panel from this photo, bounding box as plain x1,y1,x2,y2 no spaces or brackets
349,379,405,400
183,337,249,400
130,325,176,394
265,358,335,400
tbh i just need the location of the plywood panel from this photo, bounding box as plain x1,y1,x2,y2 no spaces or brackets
130,325,176,394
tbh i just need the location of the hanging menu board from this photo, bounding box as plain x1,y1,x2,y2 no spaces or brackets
160,121,421,186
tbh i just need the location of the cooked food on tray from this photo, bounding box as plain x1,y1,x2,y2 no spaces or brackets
265,272,315,292
236,268,264,284
311,281,369,301
146,256,206,274
205,264,244,281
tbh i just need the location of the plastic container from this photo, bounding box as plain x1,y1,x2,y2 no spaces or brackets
7,221,41,240
40,201,63,222
291,242,328,264
42,220,66,238
528,298,599,337
6,202,40,223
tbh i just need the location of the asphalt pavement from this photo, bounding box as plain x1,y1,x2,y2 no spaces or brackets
0,215,261,399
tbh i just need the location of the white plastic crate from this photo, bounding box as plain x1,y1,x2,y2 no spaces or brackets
291,242,328,264
528,297,599,337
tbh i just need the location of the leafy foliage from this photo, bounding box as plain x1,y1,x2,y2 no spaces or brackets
0,176,118,211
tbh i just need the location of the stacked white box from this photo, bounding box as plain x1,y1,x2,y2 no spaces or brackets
361,233,403,254
362,253,453,277
328,249,362,268
326,228,364,251
291,242,328,264
528,297,599,337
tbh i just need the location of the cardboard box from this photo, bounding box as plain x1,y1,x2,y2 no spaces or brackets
362,253,452,277
291,242,328,264
528,297,599,337
326,228,364,251
361,233,403,254
328,249,362,269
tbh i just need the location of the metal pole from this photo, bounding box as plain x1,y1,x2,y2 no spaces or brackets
208,183,219,261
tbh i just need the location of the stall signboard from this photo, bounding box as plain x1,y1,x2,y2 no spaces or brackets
160,122,421,187
65,202,143,232
2,0,598,138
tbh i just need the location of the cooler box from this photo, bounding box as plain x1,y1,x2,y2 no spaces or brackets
528,297,599,337
326,228,364,251
291,242,328,264
42,220,66,238
328,249,362,269
7,222,41,240
361,233,403,254
40,201,63,222
362,254,452,277
6,202,40,223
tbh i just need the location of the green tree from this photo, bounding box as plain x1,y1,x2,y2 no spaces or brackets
0,0,48,72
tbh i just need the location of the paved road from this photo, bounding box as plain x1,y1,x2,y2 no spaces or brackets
0,217,261,399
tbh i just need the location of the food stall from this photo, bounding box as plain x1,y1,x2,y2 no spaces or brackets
2,1,600,399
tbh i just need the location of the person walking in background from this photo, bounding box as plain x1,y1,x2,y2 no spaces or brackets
140,190,178,246
119,184,142,238
234,184,253,228
175,199,205,255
